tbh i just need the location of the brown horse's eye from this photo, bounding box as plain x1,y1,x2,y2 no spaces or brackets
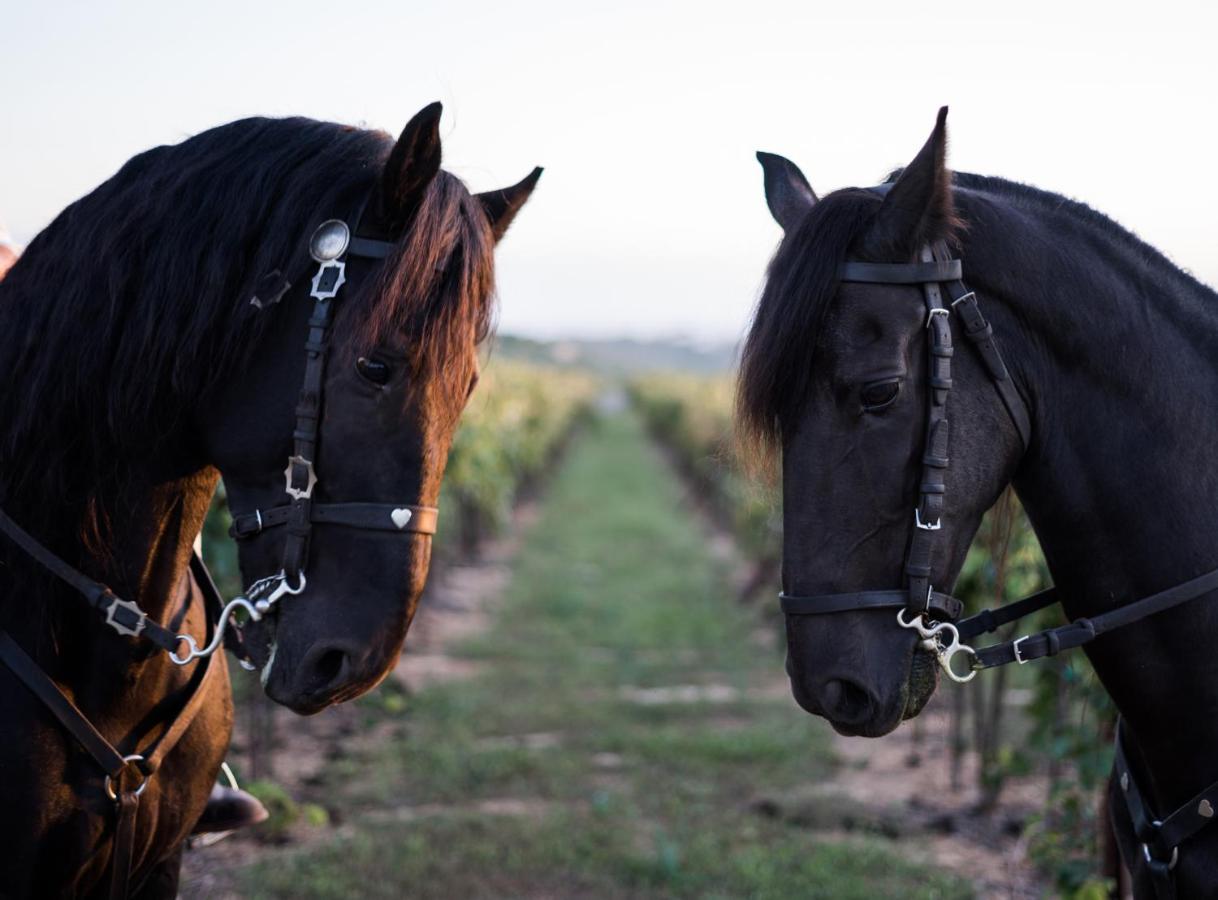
356,356,393,386
860,379,900,412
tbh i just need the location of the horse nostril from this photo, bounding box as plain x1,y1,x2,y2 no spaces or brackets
301,644,353,697
818,678,874,725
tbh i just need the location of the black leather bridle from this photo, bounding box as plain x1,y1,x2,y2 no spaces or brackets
778,238,1031,668
776,222,1218,893
172,209,441,662
218,213,438,616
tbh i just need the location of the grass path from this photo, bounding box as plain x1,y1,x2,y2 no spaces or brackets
235,412,970,899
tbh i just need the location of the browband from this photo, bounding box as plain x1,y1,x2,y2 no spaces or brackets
838,259,963,284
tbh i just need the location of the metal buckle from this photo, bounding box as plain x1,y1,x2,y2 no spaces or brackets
105,754,149,801
1141,842,1179,871
915,509,942,531
926,306,950,328
1012,634,1032,664
104,597,148,639
950,290,976,308
284,455,318,500
309,259,347,301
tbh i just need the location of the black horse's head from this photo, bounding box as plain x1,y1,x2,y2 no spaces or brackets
738,109,1025,736
201,104,540,713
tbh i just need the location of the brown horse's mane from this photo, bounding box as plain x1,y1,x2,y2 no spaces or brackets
0,116,494,604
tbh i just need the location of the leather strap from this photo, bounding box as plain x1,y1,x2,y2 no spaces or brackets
970,567,1218,669
229,502,438,540
944,282,1032,448
0,631,127,776
110,793,139,900
838,259,963,284
781,589,963,621
348,235,396,259
0,507,180,652
955,586,1059,639
1114,723,1188,898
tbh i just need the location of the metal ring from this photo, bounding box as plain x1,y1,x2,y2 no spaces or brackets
169,634,200,666
104,754,149,801
940,642,979,684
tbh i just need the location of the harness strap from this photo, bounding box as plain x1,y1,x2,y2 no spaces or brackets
0,621,218,899
1112,722,1212,898
955,586,1059,639
946,285,1032,447
110,793,139,900
968,566,1218,669
229,502,438,540
0,631,128,775
0,507,181,652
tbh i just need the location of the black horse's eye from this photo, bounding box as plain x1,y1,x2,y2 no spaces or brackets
356,356,393,386
860,379,901,412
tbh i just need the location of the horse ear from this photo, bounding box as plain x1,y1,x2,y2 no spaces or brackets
378,102,444,227
862,106,956,258
756,152,817,232
476,167,543,243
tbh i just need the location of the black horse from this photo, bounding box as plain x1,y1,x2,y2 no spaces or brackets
0,104,539,897
740,109,1218,895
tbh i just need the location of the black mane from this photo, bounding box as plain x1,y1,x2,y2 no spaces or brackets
736,172,1217,468
0,116,494,572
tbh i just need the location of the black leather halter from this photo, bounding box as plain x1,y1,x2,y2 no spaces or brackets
226,211,438,594
777,235,1218,684
779,240,1030,627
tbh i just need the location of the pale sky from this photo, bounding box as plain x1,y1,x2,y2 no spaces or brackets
5,1,1216,342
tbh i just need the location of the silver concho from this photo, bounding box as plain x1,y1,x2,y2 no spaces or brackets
309,219,351,262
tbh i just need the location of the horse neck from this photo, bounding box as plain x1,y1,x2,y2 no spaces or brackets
968,187,1218,808
3,456,219,716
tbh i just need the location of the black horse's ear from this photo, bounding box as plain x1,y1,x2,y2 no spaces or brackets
378,102,444,227
476,167,543,243
862,106,957,258
756,152,817,232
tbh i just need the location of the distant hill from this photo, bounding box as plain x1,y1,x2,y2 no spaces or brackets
491,334,737,374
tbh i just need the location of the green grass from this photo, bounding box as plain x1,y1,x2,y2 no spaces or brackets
234,412,971,899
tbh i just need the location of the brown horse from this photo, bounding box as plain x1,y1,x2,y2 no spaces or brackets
0,104,539,897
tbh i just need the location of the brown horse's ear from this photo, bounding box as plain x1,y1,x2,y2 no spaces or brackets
756,152,817,232
861,106,957,258
378,102,444,227
476,167,543,243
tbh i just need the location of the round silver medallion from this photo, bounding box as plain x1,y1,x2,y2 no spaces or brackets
309,219,351,262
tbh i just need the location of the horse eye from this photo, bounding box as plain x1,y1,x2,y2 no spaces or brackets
356,356,393,386
860,379,901,412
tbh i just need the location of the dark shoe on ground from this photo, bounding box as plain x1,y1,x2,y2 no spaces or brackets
191,785,269,835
